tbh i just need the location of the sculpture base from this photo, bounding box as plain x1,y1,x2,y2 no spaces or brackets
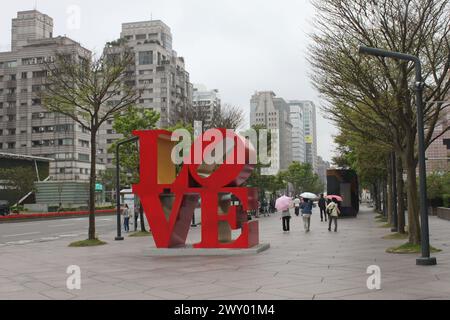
145,243,270,257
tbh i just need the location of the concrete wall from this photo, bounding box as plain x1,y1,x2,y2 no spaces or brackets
437,207,450,221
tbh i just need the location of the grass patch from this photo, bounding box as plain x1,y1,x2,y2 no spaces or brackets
383,233,409,240
378,223,392,228
69,239,107,247
386,242,442,254
129,231,152,237
375,215,388,223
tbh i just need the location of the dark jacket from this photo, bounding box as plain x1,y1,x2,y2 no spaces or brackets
318,198,326,209
300,201,313,214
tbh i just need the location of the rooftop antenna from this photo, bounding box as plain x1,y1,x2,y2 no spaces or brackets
34,0,38,10
150,12,153,21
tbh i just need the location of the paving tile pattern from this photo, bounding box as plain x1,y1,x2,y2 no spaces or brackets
0,206,449,300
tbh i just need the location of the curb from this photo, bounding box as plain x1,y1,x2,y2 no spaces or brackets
0,210,116,224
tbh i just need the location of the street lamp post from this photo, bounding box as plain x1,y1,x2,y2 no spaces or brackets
358,46,437,266
115,136,139,241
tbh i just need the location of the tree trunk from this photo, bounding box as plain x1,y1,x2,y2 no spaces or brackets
387,159,393,225
404,150,421,245
374,183,380,212
382,179,388,217
88,127,97,240
397,154,406,234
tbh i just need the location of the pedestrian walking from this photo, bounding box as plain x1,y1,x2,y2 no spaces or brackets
327,198,340,232
275,195,293,233
134,205,139,232
281,208,292,232
318,194,327,222
261,198,269,217
293,196,301,217
122,204,130,233
300,198,313,232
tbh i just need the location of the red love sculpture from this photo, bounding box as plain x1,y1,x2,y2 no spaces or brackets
132,129,259,249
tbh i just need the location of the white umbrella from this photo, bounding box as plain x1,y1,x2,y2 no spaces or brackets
300,192,318,200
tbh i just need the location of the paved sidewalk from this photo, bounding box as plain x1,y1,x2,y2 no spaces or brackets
0,206,449,300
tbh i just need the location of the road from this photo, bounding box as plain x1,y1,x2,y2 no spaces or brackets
0,216,119,245
0,209,201,246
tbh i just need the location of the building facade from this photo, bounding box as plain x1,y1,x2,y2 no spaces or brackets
192,84,221,129
250,91,293,174
317,156,330,192
289,101,306,164
426,108,450,173
0,10,102,182
98,19,193,167
297,100,318,173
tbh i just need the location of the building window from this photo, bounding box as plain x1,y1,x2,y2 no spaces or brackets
32,71,47,78
138,51,153,65
79,154,90,161
21,72,28,79
58,139,73,146
4,61,17,68
7,142,16,149
79,140,90,148
136,34,147,40
138,79,153,85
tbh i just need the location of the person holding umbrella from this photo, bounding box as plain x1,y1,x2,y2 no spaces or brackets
299,197,314,232
275,195,293,233
327,198,341,232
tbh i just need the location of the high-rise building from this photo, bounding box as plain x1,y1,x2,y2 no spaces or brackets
0,10,100,182
289,101,306,164
298,100,318,172
250,91,293,174
99,19,193,167
192,84,221,129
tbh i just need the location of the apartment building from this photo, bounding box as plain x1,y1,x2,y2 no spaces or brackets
98,19,193,167
192,84,221,129
0,10,102,182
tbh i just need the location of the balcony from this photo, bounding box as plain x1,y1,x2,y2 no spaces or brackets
5,80,17,88
6,94,16,102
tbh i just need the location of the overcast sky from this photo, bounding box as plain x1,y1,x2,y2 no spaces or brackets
0,0,337,162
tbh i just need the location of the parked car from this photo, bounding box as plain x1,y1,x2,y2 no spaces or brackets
0,200,10,216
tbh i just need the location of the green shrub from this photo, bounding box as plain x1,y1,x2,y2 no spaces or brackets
443,194,450,208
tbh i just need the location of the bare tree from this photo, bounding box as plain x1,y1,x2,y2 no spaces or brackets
40,48,140,241
171,103,245,130
309,0,450,244
211,104,245,130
